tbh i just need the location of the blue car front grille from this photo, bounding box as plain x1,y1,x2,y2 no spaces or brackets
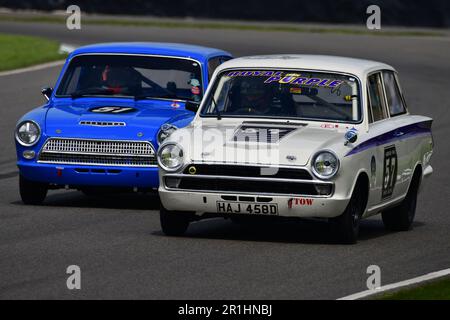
38,138,157,167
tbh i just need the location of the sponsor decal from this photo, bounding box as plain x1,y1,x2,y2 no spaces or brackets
289,87,302,94
191,86,201,95
90,106,136,114
226,70,283,77
171,101,180,109
288,197,314,208
344,95,354,102
226,70,343,88
321,123,339,129
382,145,397,199
189,78,200,87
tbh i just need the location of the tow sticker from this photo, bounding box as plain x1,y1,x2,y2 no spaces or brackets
288,197,314,208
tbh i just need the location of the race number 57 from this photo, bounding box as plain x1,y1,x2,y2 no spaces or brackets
382,145,397,199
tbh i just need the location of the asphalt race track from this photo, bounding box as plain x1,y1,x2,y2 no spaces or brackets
0,21,449,299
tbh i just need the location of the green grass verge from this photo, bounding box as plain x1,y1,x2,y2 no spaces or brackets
0,33,66,72
0,14,444,37
379,277,450,300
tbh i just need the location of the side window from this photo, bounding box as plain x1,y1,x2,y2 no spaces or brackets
207,57,222,80
367,88,374,123
207,56,232,80
367,73,387,123
220,56,232,64
383,71,407,116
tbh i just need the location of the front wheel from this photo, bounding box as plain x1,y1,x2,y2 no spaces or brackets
19,174,48,205
160,205,191,236
331,180,366,244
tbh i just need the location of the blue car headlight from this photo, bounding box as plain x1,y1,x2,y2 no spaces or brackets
15,120,41,147
157,123,178,144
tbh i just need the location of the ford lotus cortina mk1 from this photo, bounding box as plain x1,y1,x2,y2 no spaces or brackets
157,55,433,244
14,42,232,204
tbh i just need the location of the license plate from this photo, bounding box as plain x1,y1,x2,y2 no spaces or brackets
216,201,278,215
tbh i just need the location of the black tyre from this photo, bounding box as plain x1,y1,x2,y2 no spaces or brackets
230,216,257,226
160,205,191,236
382,173,420,231
331,180,366,244
19,174,48,205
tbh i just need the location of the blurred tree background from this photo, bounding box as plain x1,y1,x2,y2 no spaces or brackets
0,0,449,27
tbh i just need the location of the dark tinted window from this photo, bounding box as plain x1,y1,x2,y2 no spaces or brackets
201,69,361,123
367,73,387,122
383,71,406,116
56,55,203,102
207,56,232,80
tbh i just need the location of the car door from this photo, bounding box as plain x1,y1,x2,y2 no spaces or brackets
366,71,401,207
381,70,413,198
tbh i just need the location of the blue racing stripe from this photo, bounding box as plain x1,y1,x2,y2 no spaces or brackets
345,120,432,157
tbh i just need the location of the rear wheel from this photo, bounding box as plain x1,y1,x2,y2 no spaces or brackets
19,174,48,205
382,172,420,231
331,180,366,244
160,205,191,236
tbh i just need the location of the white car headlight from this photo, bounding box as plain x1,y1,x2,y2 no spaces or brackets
311,150,339,179
15,120,41,146
157,143,184,172
157,123,178,144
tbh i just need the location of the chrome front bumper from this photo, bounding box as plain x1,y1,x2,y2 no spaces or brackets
159,187,350,218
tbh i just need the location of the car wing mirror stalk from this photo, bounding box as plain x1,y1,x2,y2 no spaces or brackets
41,87,53,101
344,128,358,146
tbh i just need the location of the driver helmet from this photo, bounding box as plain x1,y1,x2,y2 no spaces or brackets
240,80,270,110
102,66,134,94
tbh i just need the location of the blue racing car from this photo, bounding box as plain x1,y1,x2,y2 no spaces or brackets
14,42,232,204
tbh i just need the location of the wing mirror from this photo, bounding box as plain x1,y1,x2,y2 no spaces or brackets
344,128,358,145
41,87,53,101
185,101,200,113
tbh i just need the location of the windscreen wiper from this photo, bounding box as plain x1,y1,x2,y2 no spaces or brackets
71,92,89,99
134,94,173,101
70,89,111,99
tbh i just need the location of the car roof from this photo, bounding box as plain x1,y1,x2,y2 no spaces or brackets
70,42,232,62
216,54,395,78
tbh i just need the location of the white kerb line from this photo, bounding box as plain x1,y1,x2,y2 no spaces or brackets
338,268,450,300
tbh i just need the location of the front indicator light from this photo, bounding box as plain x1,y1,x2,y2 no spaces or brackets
314,184,332,196
22,150,36,159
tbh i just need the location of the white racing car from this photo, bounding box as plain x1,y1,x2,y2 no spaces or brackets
156,55,434,243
